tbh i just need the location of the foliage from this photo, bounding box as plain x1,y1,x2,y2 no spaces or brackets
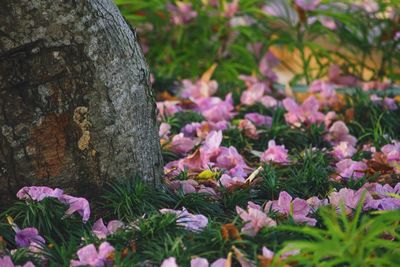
277,205,400,266
116,0,400,89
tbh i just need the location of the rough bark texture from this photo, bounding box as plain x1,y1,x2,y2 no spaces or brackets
0,0,163,207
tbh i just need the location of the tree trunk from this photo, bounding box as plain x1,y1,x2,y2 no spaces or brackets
0,0,163,207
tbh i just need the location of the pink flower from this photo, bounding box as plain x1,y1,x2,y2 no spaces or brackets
198,185,217,196
295,0,321,11
160,208,208,232
383,97,398,110
16,186,91,223
15,227,45,248
265,191,317,226
181,180,198,194
70,242,115,267
240,83,266,105
170,130,222,173
92,219,124,239
167,2,197,25
238,119,258,139
325,121,357,146
219,174,246,188
260,140,289,164
282,96,325,126
198,94,236,123
159,122,171,138
181,79,218,99
191,258,208,267
328,64,359,87
238,74,259,88
157,101,181,119
329,188,369,214
363,183,400,210
182,122,202,137
362,81,390,91
259,51,279,82
216,146,250,176
0,256,35,267
309,80,338,106
236,203,276,236
59,195,91,222
190,257,229,267
16,186,63,201
223,0,239,18
306,196,327,211
202,130,223,152
0,256,15,267
381,142,400,162
367,197,400,211
395,32,400,41
335,159,367,180
309,80,335,94
331,142,357,160
366,183,400,198
173,151,209,172
210,259,228,267
161,257,179,267
260,95,278,109
356,0,379,13
170,133,196,155
245,113,272,127
370,94,382,103
324,111,337,128
262,246,275,259
362,144,377,153
168,179,198,194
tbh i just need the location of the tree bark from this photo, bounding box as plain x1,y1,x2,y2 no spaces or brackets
0,0,163,207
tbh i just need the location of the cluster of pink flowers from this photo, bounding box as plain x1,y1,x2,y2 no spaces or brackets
335,159,367,180
239,51,279,106
236,202,277,236
363,183,400,210
283,96,325,127
157,63,399,219
265,192,318,226
260,140,290,164
234,185,400,235
328,188,368,214
235,192,321,236
165,127,251,183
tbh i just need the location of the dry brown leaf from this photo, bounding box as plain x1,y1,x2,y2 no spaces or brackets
245,166,263,183
201,63,218,82
344,108,354,122
221,223,242,241
225,252,233,267
232,246,253,267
